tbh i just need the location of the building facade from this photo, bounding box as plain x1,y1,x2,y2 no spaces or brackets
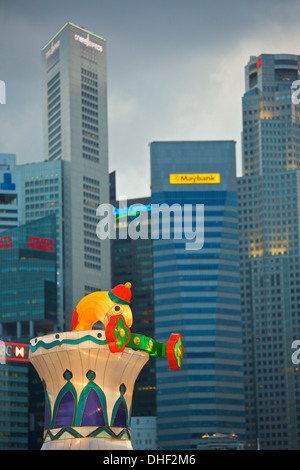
239,53,300,449
0,216,57,449
131,417,157,450
0,339,30,450
150,141,245,449
41,22,111,328
0,215,57,337
110,190,156,418
0,154,20,232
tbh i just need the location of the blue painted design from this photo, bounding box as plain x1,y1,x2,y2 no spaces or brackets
81,389,106,426
111,384,128,428
51,369,77,428
30,334,108,352
77,370,108,427
0,173,15,190
54,390,76,428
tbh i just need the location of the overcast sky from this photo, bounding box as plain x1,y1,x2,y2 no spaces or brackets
1,0,300,199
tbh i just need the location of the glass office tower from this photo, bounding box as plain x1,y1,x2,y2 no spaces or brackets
0,216,57,449
239,54,300,449
41,23,111,328
110,193,156,417
0,341,30,449
150,141,245,449
110,172,157,448
0,215,57,337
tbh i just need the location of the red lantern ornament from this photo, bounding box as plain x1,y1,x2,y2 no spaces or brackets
166,333,184,370
105,314,131,353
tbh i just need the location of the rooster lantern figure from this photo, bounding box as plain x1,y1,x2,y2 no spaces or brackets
71,282,184,370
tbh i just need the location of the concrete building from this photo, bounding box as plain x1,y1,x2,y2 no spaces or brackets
42,22,111,328
239,53,300,449
131,417,157,450
0,154,21,232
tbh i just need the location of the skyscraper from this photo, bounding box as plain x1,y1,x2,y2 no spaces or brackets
150,141,245,450
239,53,300,449
41,23,111,328
0,215,57,338
110,193,156,417
0,216,57,449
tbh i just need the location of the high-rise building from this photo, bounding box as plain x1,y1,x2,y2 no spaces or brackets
239,54,300,449
19,160,64,330
110,172,156,447
0,338,31,449
150,141,245,450
0,154,20,232
110,192,156,417
0,215,57,337
41,22,111,328
0,154,64,331
0,216,58,449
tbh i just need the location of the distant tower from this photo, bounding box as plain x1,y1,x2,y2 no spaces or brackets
151,141,245,450
0,154,20,232
239,54,300,449
41,23,111,328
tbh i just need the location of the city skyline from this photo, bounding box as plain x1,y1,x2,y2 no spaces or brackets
1,0,300,198
2,1,300,450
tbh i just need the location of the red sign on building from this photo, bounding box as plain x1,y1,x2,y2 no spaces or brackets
27,236,54,252
0,341,30,363
0,235,13,249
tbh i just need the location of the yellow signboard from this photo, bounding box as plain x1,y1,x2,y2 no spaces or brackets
169,173,221,184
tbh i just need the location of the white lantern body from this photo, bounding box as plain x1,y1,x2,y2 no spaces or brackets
29,330,149,450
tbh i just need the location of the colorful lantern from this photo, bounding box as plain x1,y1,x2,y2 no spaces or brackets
29,282,183,449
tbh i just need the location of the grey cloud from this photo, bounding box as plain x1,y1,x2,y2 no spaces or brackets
1,0,300,198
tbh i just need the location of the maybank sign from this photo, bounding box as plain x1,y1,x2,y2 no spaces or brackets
169,173,221,184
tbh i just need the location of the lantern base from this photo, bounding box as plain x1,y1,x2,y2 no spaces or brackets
42,437,133,450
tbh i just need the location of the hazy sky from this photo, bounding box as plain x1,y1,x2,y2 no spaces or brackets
1,0,300,198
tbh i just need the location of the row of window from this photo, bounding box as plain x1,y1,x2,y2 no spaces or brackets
82,121,98,134
82,91,98,104
82,98,98,109
25,185,60,194
25,178,60,187
82,137,99,148
83,153,99,163
82,106,98,118
83,176,99,186
83,183,99,194
81,70,100,165
84,261,100,270
81,75,97,87
47,73,60,95
82,145,99,156
25,202,60,209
